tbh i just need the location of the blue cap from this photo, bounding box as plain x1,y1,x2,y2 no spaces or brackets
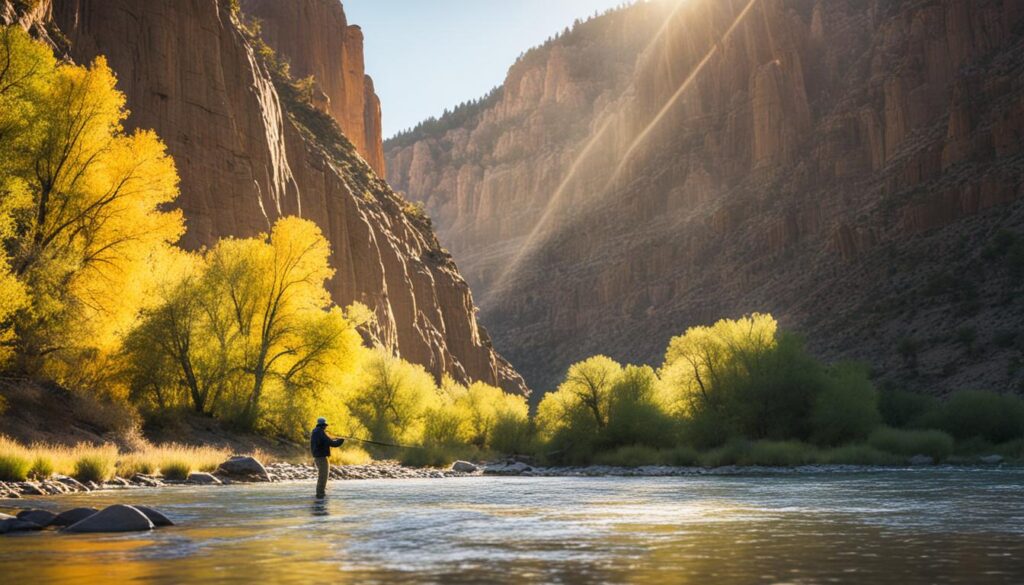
316,417,327,426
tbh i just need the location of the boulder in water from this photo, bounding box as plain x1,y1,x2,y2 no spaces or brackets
186,472,222,485
132,505,174,527
217,456,270,481
0,518,44,534
451,461,478,473
980,454,1004,464
52,508,99,527
16,509,56,527
63,504,154,533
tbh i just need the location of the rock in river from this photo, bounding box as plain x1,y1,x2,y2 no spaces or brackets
0,518,44,534
64,504,154,533
186,472,222,485
17,509,57,527
217,456,271,481
451,461,478,473
52,508,99,527
133,505,174,527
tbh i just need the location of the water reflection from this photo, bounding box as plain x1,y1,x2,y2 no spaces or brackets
2,469,1023,584
310,499,329,517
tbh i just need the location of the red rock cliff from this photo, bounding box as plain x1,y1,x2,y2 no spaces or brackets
239,0,386,176
27,0,525,395
388,0,1024,395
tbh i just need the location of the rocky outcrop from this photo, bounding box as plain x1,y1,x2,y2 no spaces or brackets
239,0,386,175
34,0,525,394
387,0,1024,395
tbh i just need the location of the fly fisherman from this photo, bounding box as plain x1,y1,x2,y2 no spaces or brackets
310,417,345,499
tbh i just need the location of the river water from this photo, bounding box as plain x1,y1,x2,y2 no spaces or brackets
2,468,1023,584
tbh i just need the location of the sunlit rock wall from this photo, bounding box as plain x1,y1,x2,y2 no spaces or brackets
387,0,1024,395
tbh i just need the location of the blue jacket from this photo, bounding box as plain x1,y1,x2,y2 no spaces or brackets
310,425,344,458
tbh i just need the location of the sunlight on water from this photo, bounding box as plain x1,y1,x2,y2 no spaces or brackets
2,470,1024,584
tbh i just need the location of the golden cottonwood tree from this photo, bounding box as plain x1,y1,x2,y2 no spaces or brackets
349,348,439,444
126,217,366,435
0,26,183,375
658,313,778,417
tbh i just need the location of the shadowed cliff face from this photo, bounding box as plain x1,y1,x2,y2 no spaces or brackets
387,0,1024,396
24,0,525,395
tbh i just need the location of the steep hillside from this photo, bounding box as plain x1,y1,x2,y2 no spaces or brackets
387,0,1024,395
5,0,526,395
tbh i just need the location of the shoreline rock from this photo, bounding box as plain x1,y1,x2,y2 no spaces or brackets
1,456,1017,500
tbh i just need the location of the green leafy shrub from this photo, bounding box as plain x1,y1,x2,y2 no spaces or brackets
699,440,751,467
593,445,666,467
603,365,676,449
489,413,535,455
820,444,901,466
995,439,1024,461
667,445,700,466
811,364,881,445
739,441,819,467
879,389,936,428
868,427,953,460
929,390,1024,443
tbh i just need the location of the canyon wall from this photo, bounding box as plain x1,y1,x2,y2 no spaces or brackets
388,0,1024,395
16,0,525,394
239,0,386,176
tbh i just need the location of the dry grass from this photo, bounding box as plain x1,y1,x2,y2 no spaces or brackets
330,445,373,466
0,436,235,482
0,436,31,481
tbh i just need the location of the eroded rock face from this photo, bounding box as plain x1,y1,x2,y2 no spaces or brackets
239,0,386,175
37,0,525,395
387,0,1024,395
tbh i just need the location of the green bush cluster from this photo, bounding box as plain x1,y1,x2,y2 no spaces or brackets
535,314,1024,467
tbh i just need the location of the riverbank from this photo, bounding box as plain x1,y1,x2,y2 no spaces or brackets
2,455,1017,500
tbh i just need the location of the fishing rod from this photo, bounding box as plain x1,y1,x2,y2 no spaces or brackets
340,435,425,450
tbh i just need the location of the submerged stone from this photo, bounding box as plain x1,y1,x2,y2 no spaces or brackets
63,504,154,533
52,508,99,527
16,509,56,527
133,505,174,527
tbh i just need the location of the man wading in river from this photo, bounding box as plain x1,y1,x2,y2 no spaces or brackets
310,417,345,499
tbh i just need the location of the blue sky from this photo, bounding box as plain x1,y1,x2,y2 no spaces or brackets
345,0,636,138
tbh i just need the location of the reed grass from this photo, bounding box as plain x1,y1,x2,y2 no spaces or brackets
0,436,235,482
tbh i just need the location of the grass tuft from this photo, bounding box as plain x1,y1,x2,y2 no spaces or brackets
159,459,191,480
73,445,118,483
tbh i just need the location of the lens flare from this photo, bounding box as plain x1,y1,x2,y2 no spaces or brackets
605,0,760,186
490,0,762,302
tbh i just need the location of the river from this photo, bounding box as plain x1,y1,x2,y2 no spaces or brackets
2,468,1023,584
